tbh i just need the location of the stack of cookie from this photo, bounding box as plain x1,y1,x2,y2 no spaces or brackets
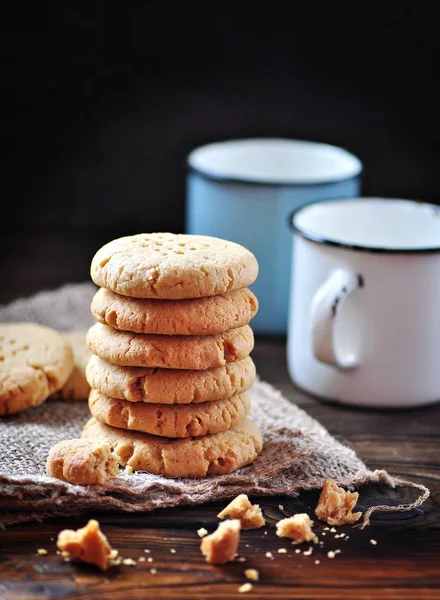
83,233,263,478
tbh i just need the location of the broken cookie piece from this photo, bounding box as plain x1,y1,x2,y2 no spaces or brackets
315,480,362,526
217,494,265,530
200,520,241,564
46,438,120,485
57,519,113,570
276,513,317,544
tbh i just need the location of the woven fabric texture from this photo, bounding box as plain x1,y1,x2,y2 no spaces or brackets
0,284,392,525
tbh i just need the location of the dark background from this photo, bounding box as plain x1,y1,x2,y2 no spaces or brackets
1,2,439,303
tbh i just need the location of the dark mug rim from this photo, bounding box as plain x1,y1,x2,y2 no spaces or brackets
288,197,440,255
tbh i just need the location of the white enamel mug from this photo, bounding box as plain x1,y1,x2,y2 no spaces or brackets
287,197,440,408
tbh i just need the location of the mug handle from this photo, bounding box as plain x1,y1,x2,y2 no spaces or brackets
310,268,364,369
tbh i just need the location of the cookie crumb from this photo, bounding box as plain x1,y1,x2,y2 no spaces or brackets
170,548,176,554
330,527,336,533
138,556,146,562
335,549,341,554
277,548,287,554
122,558,136,566
238,582,253,593
244,568,259,582
57,519,113,571
150,568,157,574
265,551,274,559
37,548,47,556
218,494,265,530
276,513,317,544
144,549,151,553
236,556,247,563
370,539,378,546
147,557,153,563
315,480,362,526
197,528,208,538
200,520,241,565
294,549,301,554
303,547,313,556
327,551,336,559
278,504,284,511
314,559,320,565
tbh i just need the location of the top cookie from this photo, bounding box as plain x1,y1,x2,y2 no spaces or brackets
0,323,74,416
90,233,258,299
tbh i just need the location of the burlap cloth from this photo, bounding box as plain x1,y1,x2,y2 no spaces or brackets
0,284,426,527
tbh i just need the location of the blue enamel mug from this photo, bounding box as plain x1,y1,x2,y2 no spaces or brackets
186,138,362,334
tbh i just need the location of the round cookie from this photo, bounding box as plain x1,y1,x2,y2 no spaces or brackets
91,287,258,336
86,355,256,404
86,323,254,370
51,331,91,401
0,323,74,416
88,389,251,438
90,233,258,299
82,417,263,477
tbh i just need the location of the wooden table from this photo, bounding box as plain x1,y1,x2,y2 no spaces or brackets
1,338,439,600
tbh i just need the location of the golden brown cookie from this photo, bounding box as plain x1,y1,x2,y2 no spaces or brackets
86,323,254,370
90,233,258,299
51,331,91,401
85,355,256,404
0,323,73,416
91,287,258,335
82,417,263,477
46,438,120,485
88,389,251,438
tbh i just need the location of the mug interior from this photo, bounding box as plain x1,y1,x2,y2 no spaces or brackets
188,138,362,185
293,198,440,251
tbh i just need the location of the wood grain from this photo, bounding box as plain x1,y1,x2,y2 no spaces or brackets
0,339,439,600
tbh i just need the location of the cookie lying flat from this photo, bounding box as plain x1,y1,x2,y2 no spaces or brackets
47,438,120,485
88,389,251,438
90,233,258,299
87,323,254,370
86,355,256,404
0,323,73,416
51,331,91,401
82,417,263,477
91,287,258,336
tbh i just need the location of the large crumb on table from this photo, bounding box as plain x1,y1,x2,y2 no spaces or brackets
47,438,120,485
276,513,317,544
217,494,265,530
315,480,362,526
57,519,113,570
200,520,241,564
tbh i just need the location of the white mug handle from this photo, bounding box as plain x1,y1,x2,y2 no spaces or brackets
310,268,364,369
